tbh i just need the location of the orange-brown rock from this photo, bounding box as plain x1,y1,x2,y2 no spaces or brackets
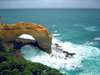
0,16,52,54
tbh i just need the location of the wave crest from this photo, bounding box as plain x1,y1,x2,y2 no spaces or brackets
21,38,100,75
85,26,99,31
94,37,100,41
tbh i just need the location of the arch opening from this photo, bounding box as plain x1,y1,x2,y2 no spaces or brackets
18,34,36,41
14,34,39,59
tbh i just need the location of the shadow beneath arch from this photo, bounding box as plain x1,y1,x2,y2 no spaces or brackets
2,38,41,60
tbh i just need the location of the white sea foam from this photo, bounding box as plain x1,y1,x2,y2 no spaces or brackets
18,34,35,40
85,26,99,31
52,30,58,33
52,25,56,27
21,38,100,72
84,41,99,46
94,37,100,41
52,34,61,36
54,30,58,32
84,41,95,46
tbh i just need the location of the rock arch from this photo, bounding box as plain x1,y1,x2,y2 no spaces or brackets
0,16,52,55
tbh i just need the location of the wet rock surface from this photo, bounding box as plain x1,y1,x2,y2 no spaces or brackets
51,43,76,59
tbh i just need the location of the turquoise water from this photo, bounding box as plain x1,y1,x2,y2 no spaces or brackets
0,9,100,75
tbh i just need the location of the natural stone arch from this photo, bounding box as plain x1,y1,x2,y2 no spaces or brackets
0,16,52,55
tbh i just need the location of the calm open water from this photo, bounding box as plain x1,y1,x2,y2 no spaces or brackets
0,9,100,75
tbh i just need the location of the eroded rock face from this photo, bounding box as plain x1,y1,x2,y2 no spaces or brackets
0,16,52,54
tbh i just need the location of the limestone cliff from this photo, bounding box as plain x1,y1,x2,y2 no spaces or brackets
0,16,52,54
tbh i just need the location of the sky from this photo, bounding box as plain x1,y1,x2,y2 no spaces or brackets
0,0,100,9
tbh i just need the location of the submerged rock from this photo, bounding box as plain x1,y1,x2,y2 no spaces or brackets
63,51,76,58
51,43,76,59
0,16,52,54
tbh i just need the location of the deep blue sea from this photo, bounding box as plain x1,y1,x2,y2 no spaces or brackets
0,9,100,75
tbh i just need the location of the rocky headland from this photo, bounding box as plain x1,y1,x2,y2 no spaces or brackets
0,16,52,59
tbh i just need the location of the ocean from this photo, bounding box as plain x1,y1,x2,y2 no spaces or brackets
0,9,100,75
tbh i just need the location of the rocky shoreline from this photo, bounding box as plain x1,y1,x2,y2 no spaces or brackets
0,16,76,60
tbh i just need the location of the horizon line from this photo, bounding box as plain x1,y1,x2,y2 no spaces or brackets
0,8,100,10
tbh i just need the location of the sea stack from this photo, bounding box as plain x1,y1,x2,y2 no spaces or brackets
0,16,52,54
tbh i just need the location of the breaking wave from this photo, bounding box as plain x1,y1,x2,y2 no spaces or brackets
21,38,100,75
85,26,99,31
52,25,56,27
52,34,61,36
94,37,100,41
84,41,96,46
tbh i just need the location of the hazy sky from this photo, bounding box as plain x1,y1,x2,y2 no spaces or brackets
0,0,100,9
